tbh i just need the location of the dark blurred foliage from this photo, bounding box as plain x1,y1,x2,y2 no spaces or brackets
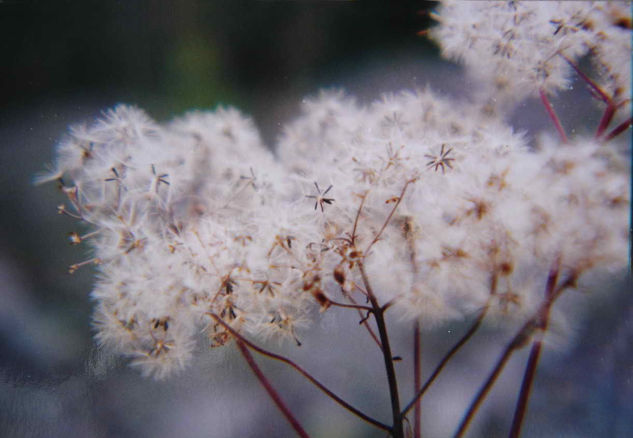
0,1,438,119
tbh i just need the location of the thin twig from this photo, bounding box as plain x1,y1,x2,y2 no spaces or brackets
351,281,370,299
413,321,422,438
359,262,405,438
365,179,415,254
453,262,563,438
235,340,310,438
329,299,374,312
508,261,561,438
340,288,383,349
507,339,544,438
595,101,616,138
453,332,521,438
351,191,368,245
539,88,568,143
604,117,632,142
401,304,489,416
346,191,383,350
559,53,610,103
207,313,391,432
402,274,498,417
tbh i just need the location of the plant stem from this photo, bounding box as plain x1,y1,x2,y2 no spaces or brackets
375,306,404,438
365,178,415,254
539,88,568,143
402,305,488,416
508,261,560,438
403,273,498,417
453,263,562,438
328,299,374,312
359,262,404,438
235,340,310,438
604,117,632,142
560,53,610,103
351,190,368,245
596,101,616,138
341,287,383,349
453,332,521,438
208,313,390,432
507,339,544,438
413,321,422,438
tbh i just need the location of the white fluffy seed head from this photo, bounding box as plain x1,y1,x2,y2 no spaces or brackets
430,1,632,113
41,5,630,378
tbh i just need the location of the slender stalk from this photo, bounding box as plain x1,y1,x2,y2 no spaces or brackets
560,53,610,103
235,340,310,438
359,262,404,438
413,321,422,438
207,313,390,432
507,339,544,438
351,190,368,245
539,88,568,143
365,179,415,254
374,306,405,438
453,331,522,438
404,213,422,438
403,273,498,417
402,305,488,416
554,54,630,141
508,262,560,438
341,287,383,349
595,101,616,138
328,299,374,312
604,117,632,142
453,263,562,438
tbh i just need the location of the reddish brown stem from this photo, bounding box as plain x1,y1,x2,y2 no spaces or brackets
413,321,422,438
403,274,497,417
365,179,415,254
560,53,610,103
351,191,368,245
508,339,545,438
402,304,488,416
328,299,374,312
454,263,562,438
539,88,568,143
604,117,632,142
453,333,520,438
596,101,616,138
359,262,405,438
341,288,383,349
508,261,560,438
235,340,310,438
558,53,627,140
207,313,390,432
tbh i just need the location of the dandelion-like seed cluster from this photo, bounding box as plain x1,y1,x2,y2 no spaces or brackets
432,1,632,113
40,1,630,379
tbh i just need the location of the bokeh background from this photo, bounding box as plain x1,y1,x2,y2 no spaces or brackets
1,1,631,437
